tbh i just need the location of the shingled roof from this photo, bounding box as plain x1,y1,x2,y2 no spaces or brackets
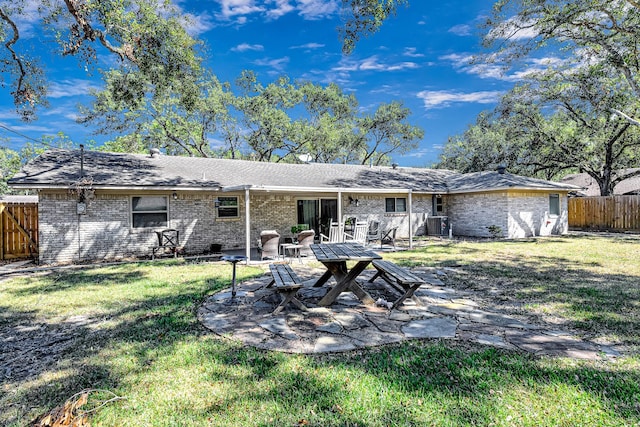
446,170,579,193
8,149,578,194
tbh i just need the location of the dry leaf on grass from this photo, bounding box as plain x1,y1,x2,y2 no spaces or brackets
31,392,89,427
31,389,124,427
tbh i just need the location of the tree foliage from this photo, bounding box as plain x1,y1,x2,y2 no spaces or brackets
438,64,640,195
339,0,409,54
79,69,229,157
0,0,408,121
0,145,20,195
0,0,202,121
483,0,640,125
81,68,423,165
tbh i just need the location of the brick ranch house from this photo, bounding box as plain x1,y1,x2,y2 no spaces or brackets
9,149,578,264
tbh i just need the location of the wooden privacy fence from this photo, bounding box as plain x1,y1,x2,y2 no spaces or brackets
568,195,640,232
0,202,39,260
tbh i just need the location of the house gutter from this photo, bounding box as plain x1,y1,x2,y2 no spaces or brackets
221,185,431,194
8,184,224,192
447,185,578,194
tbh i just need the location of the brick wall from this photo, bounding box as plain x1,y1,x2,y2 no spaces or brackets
507,192,569,237
448,191,569,238
339,193,434,237
37,190,439,264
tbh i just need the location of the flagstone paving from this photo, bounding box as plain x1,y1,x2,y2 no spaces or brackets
198,265,620,359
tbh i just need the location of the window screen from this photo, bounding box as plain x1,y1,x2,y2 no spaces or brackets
131,196,168,228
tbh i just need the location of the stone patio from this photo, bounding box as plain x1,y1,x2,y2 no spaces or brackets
198,264,621,359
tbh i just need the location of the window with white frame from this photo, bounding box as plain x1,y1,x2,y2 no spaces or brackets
549,193,560,216
385,197,407,213
433,194,443,214
217,196,239,218
131,196,168,228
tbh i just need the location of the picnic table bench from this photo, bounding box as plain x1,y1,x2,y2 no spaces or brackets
368,260,426,309
267,264,313,314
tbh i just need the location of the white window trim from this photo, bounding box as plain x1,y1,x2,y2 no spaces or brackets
130,195,169,229
549,193,560,217
385,197,407,213
217,196,240,219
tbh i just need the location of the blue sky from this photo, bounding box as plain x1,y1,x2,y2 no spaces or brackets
0,0,542,167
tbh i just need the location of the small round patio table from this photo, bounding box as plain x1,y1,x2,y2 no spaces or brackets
221,255,247,298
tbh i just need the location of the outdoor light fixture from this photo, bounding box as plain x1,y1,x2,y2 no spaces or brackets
349,196,359,206
172,191,178,200
214,198,221,208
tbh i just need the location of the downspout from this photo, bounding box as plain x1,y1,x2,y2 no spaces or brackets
408,189,413,249
245,187,251,263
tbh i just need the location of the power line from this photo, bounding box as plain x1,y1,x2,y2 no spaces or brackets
0,123,42,144
0,124,62,149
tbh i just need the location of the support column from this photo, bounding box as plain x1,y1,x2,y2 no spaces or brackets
408,189,413,249
337,191,343,242
245,187,251,263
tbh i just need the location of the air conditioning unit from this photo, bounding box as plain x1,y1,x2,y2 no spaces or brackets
427,216,449,236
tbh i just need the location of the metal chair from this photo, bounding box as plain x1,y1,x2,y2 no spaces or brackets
152,229,180,259
380,226,398,249
367,221,380,244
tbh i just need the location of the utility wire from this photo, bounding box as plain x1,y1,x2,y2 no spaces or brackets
0,123,57,147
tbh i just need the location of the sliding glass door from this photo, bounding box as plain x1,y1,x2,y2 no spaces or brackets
297,198,337,238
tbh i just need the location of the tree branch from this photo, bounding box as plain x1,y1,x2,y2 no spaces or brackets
0,8,29,103
610,108,640,126
62,0,136,62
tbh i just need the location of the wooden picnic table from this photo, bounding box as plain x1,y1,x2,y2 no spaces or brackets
310,243,382,306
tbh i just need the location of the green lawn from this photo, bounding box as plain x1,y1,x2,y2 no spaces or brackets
1,234,639,426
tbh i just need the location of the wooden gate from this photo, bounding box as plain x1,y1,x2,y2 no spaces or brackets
0,202,39,260
568,195,640,232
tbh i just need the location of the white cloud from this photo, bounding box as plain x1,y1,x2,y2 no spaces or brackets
290,42,325,49
297,0,338,20
181,11,216,36
334,55,419,73
253,56,290,72
448,24,472,36
232,43,265,52
215,0,265,20
488,16,538,41
213,0,338,22
48,79,102,99
403,47,424,58
416,90,502,109
440,53,566,82
266,0,295,19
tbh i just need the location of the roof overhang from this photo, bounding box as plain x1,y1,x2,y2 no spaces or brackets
223,185,424,194
448,186,576,194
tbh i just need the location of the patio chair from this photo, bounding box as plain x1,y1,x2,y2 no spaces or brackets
344,220,368,244
296,229,315,256
151,228,180,259
380,226,398,249
320,221,342,243
344,216,357,233
258,230,280,260
367,221,380,244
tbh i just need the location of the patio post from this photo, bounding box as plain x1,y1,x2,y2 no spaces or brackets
245,187,251,263
337,191,343,241
408,189,413,249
